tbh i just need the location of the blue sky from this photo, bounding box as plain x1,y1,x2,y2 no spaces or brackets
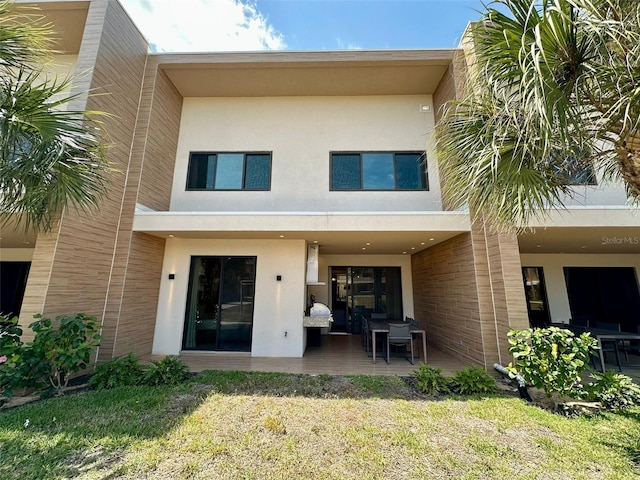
119,0,490,52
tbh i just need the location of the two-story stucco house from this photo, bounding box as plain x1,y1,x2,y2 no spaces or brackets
1,0,639,371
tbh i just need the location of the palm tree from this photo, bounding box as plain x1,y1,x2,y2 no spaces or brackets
0,0,109,233
435,0,640,231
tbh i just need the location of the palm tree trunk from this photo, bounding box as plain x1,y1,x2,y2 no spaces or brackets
616,133,640,199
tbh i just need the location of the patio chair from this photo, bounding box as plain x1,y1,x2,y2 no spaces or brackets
405,316,422,357
387,323,414,365
596,322,629,362
361,317,371,353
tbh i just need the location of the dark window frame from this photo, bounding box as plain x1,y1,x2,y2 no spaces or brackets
329,151,428,191
552,153,598,186
186,151,272,191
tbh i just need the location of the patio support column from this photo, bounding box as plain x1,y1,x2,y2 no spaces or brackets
470,222,529,366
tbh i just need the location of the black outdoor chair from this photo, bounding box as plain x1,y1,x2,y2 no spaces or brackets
386,323,414,364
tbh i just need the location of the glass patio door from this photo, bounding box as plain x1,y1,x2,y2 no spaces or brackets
330,266,403,334
183,256,255,351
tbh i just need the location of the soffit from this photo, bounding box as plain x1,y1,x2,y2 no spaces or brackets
137,230,464,256
157,50,456,97
18,2,89,54
518,226,640,254
132,210,470,255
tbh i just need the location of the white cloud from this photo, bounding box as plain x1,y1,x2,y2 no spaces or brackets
335,37,362,51
120,0,286,52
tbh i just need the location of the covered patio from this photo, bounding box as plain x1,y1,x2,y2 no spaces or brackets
173,334,470,376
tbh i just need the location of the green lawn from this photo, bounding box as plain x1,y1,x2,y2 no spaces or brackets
0,371,638,479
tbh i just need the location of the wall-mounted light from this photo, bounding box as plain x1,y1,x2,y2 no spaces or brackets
168,274,175,280
419,104,432,112
276,275,282,281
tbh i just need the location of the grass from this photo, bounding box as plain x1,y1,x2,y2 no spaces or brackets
0,371,639,479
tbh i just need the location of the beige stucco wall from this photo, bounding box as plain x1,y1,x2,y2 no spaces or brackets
152,238,307,357
169,95,442,213
35,55,78,109
0,249,34,261
520,253,640,324
560,180,630,207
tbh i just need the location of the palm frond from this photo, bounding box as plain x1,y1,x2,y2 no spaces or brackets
0,68,110,233
436,0,640,231
0,0,53,70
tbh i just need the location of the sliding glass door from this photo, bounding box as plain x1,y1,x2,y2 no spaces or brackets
330,266,403,334
183,256,256,351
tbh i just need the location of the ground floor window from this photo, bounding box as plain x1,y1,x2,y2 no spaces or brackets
522,267,550,328
564,266,640,333
0,261,31,317
182,256,256,351
330,266,403,333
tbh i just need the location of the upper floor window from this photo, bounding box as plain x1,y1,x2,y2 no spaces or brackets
553,153,597,186
186,152,271,190
330,152,428,191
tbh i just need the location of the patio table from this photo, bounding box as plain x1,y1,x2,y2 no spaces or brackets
369,320,427,364
557,324,640,373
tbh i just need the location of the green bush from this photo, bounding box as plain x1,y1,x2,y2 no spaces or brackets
507,327,597,402
29,313,102,394
1,313,102,397
2,315,54,396
88,353,144,390
412,364,450,395
142,356,190,386
583,371,640,411
450,366,497,395
0,315,32,396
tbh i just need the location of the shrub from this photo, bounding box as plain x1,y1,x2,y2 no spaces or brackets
0,314,22,354
2,313,102,397
142,356,190,386
89,353,144,390
583,371,640,411
412,364,450,395
507,327,597,403
1,315,52,396
29,313,102,395
450,366,497,395
0,315,30,397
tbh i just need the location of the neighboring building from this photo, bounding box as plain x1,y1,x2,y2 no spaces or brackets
1,0,638,369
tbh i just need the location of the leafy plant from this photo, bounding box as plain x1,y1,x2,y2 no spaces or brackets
88,353,144,390
412,364,450,395
0,315,52,397
450,366,497,395
29,313,102,394
583,371,640,411
507,327,598,403
142,356,190,386
0,315,27,397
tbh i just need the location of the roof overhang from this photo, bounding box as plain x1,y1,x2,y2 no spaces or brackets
156,49,458,97
16,1,90,54
132,210,470,255
519,207,640,254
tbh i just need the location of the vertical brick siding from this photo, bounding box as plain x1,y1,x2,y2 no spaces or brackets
411,233,486,366
412,228,529,369
20,0,148,354
105,65,183,360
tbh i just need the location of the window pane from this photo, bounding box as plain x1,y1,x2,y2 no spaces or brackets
215,153,244,189
244,154,271,189
363,153,394,189
187,153,215,189
331,154,361,190
396,153,426,189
